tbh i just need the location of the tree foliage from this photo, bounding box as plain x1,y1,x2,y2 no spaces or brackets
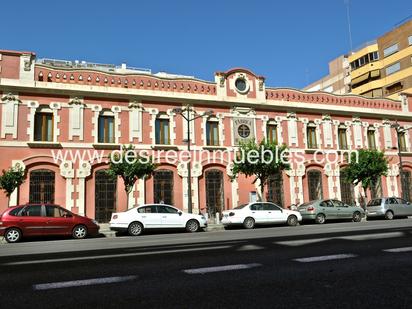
106,145,156,206
0,166,26,204
230,140,290,201
343,149,388,202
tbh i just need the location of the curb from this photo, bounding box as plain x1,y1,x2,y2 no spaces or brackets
98,224,225,238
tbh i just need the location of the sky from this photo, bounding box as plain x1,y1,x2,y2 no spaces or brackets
1,0,410,88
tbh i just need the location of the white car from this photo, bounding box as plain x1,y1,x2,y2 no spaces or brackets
221,202,302,229
109,204,207,236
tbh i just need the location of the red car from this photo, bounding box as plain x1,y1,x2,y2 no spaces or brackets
0,204,100,243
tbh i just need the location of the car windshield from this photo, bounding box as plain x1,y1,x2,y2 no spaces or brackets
234,204,249,210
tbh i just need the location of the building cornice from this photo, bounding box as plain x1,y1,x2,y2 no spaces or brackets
0,78,409,119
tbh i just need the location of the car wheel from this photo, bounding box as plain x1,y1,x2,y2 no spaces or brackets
243,217,255,229
128,221,143,236
186,219,200,233
72,225,88,239
315,213,326,224
5,228,22,243
287,215,298,226
385,210,394,220
352,211,362,222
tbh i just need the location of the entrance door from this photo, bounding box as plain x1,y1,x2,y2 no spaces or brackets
205,169,224,218
95,170,117,223
29,169,55,204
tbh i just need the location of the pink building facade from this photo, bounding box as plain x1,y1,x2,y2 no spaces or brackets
1,49,412,222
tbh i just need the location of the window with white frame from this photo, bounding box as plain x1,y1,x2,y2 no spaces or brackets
155,114,170,145
266,120,278,144
34,106,54,142
307,122,317,149
338,126,348,150
385,62,400,76
398,131,407,152
383,43,399,57
98,111,115,143
206,117,219,146
367,127,376,150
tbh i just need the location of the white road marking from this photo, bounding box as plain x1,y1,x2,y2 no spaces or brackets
237,245,264,251
276,238,328,246
340,232,403,241
277,232,403,247
383,247,412,253
294,254,357,263
183,263,262,274
3,245,231,266
33,275,137,290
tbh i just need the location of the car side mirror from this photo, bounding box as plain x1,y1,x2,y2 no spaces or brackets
178,211,182,216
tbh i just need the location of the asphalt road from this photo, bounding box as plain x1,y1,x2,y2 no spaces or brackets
1,219,412,309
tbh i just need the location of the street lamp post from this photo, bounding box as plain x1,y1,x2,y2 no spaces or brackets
172,105,213,213
391,121,412,200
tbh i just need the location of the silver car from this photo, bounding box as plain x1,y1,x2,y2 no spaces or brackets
298,199,365,224
366,197,412,220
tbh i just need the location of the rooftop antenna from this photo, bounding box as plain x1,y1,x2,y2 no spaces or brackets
344,0,353,52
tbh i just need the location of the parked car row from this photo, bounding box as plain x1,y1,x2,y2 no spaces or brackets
1,196,411,243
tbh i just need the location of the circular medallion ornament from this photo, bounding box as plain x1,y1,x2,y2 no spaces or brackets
238,124,250,138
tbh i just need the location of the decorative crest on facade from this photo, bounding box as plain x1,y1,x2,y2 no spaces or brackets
1,93,22,103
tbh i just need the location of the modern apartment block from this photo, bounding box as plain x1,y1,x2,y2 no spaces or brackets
306,18,412,100
303,56,351,94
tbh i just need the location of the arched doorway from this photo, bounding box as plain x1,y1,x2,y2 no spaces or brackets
307,170,323,201
205,169,224,218
267,171,284,207
153,170,174,205
95,170,117,223
29,169,55,204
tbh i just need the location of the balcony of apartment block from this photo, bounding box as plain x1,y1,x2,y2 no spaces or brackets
350,71,383,96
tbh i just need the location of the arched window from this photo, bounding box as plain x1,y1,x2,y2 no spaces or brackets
34,106,54,142
98,110,115,143
267,171,283,206
153,170,174,205
29,169,55,203
307,122,317,149
307,170,323,201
